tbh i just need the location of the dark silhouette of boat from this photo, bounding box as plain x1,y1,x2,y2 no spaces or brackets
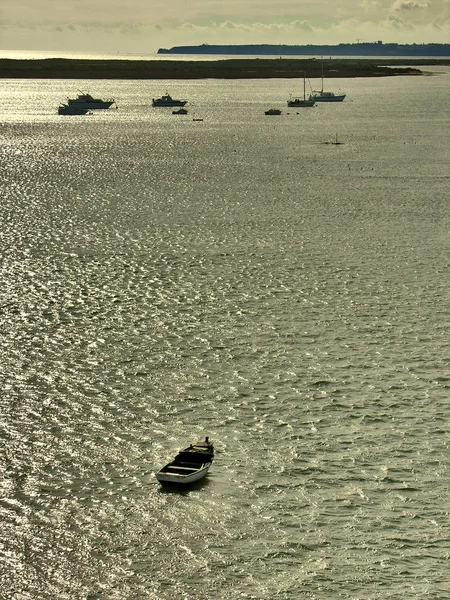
288,73,316,108
58,104,91,115
155,438,214,485
152,93,187,107
67,92,115,109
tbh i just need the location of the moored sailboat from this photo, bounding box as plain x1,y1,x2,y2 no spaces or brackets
309,57,346,102
288,73,316,108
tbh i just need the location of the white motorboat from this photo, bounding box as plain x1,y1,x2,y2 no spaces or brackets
155,437,214,485
67,92,115,109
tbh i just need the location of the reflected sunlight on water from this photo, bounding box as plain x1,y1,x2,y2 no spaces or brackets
0,70,449,599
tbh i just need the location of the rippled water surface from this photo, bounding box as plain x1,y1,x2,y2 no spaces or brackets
1,70,449,600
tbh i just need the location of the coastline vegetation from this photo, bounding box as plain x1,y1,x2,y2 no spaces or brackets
1,57,448,80
0,58,450,79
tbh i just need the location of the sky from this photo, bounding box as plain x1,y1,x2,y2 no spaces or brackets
0,0,448,55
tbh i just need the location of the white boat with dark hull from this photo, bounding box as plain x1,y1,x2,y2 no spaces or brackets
155,438,214,485
310,90,346,102
67,92,116,110
309,57,346,102
152,94,187,107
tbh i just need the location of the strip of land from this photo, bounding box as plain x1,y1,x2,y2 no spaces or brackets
1,58,448,79
158,43,450,57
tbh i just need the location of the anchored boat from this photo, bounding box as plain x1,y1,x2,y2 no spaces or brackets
67,92,116,109
287,73,316,108
309,57,346,102
152,93,187,107
155,437,214,485
58,104,91,115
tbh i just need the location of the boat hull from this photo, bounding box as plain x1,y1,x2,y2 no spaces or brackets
155,438,214,486
58,105,90,115
310,94,346,102
153,100,187,107
155,462,212,485
287,100,316,108
68,101,114,109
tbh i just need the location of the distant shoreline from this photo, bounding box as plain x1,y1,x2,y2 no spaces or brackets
158,42,450,58
1,58,449,80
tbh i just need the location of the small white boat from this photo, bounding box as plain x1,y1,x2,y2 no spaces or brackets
265,108,282,115
155,437,214,485
152,94,187,107
67,92,115,109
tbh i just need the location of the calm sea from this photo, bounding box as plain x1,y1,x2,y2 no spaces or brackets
0,68,449,600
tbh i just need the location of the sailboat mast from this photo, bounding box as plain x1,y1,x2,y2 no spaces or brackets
321,56,324,94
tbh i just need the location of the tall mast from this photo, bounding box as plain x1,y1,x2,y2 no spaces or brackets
321,55,324,93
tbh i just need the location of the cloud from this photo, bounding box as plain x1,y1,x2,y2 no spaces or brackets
385,15,415,29
179,19,314,38
0,0,448,53
392,0,431,10
291,20,315,32
223,20,314,33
